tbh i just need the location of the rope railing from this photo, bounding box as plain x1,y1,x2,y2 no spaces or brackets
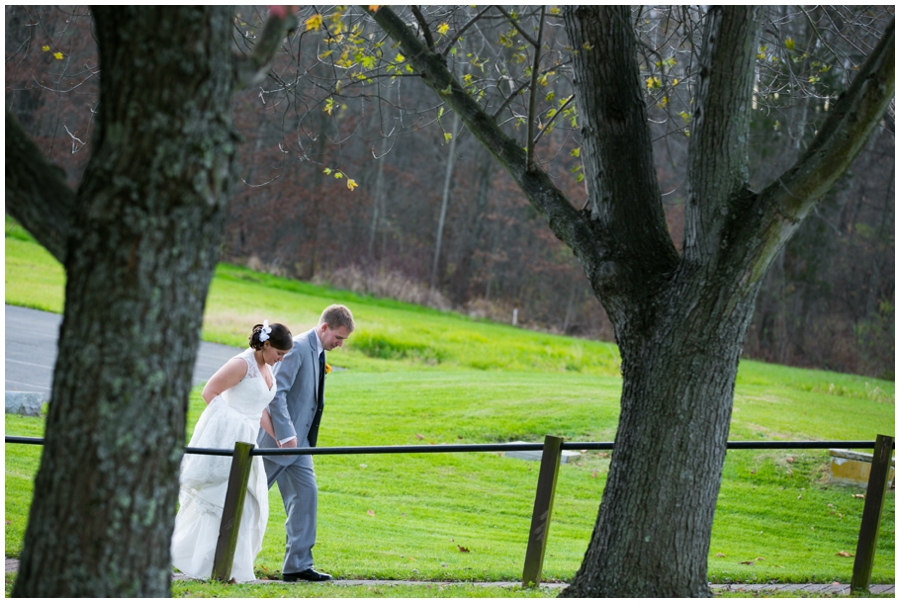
4,435,890,454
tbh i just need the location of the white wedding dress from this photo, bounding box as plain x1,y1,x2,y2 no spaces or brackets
171,348,275,582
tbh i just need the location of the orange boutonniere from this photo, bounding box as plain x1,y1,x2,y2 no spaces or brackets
325,363,332,375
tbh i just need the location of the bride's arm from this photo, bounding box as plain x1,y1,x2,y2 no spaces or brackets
201,358,248,404
259,408,281,446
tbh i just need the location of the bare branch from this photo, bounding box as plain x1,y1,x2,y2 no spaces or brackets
411,6,436,50
496,6,539,47
526,6,546,172
234,7,299,88
440,5,493,59
532,93,574,147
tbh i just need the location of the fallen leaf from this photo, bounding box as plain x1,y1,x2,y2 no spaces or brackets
837,551,854,557
786,457,794,463
755,557,765,561
359,463,367,469
367,509,375,516
740,561,754,566
457,545,470,553
853,493,866,499
715,553,725,558
591,470,599,478
750,469,756,474
415,434,424,440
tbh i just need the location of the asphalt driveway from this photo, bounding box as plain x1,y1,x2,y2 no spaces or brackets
5,305,241,401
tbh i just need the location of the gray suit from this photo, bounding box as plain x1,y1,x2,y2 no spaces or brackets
257,328,325,573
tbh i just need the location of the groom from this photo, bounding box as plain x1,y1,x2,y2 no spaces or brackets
258,304,354,582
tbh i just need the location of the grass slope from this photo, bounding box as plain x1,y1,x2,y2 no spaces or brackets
4,222,895,594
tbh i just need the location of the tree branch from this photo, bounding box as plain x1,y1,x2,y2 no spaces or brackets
367,6,599,271
532,94,574,147
5,108,77,263
234,6,299,88
684,6,762,262
525,6,545,172
562,6,679,291
411,6,435,50
738,17,894,288
496,6,538,47
439,5,493,59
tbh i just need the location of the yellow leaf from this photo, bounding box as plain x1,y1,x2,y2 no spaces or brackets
785,37,795,50
305,14,323,31
347,179,358,191
53,52,63,60
334,172,343,179
444,132,452,143
549,7,560,15
395,53,405,63
41,45,50,52
323,168,333,175
437,22,449,36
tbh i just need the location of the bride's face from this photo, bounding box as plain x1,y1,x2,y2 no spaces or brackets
262,342,290,365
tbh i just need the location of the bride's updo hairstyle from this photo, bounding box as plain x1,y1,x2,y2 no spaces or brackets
249,321,293,351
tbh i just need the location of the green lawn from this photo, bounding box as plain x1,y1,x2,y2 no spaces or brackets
4,222,895,595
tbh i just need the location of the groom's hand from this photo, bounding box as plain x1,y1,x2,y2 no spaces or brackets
281,437,298,448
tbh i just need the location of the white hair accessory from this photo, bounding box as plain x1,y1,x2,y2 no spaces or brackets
259,320,272,342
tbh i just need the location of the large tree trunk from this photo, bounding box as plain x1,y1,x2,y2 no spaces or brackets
7,6,296,596
370,5,893,597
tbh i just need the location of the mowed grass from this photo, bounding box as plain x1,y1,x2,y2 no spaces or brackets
4,223,895,593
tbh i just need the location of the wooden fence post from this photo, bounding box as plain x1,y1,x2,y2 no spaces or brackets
522,435,564,587
211,441,255,582
850,434,894,594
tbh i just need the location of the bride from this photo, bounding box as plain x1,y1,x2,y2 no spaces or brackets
171,321,293,582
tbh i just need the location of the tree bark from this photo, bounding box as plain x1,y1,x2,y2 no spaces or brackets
8,6,295,596
368,5,894,597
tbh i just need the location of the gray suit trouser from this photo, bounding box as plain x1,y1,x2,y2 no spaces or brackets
264,452,317,573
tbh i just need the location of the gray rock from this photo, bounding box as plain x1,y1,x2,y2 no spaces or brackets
5,391,45,416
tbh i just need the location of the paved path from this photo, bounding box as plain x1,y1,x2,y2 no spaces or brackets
5,305,241,400
2,558,893,595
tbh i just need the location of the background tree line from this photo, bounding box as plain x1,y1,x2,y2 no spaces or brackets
7,5,893,380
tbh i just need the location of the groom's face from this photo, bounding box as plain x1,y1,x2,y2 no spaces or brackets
320,323,352,351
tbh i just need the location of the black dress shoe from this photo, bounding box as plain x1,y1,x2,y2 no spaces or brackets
282,568,333,582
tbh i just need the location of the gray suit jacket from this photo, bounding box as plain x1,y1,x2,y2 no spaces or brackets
257,328,324,465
